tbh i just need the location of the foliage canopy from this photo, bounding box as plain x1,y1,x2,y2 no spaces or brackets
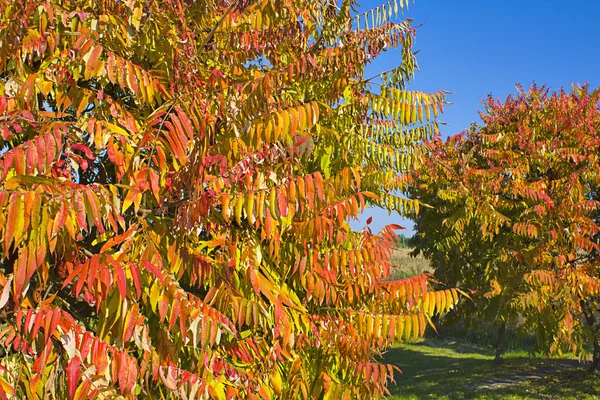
0,0,457,398
411,84,600,362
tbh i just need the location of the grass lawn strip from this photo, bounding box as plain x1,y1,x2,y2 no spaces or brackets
385,338,598,399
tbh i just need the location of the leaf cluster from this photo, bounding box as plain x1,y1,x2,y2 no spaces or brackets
410,84,600,356
0,0,456,398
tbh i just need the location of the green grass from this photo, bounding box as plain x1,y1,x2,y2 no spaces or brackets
384,338,600,399
385,250,600,398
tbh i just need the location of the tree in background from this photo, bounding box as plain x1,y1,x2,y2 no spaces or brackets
410,84,600,367
0,0,458,398
393,234,417,248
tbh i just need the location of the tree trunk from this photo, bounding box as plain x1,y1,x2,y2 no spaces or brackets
581,300,600,375
590,338,600,375
494,322,506,365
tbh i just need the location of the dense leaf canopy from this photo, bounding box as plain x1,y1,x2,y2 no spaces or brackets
0,0,457,398
411,85,600,358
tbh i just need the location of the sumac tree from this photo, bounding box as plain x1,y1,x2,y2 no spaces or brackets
411,84,600,366
0,0,457,398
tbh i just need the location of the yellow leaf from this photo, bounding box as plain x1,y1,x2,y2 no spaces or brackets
235,196,244,226
411,314,419,340
246,191,255,225
403,315,412,341
484,279,502,298
0,376,15,396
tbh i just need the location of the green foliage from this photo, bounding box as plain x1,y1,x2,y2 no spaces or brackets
393,234,417,248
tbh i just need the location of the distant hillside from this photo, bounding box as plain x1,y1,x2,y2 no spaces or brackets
388,248,432,280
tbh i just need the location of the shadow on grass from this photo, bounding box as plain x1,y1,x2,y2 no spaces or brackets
383,340,599,400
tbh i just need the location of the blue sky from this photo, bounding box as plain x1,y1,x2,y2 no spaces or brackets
351,0,600,236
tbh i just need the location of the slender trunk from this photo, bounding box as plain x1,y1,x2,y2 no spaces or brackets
590,338,600,375
581,300,600,375
494,322,506,365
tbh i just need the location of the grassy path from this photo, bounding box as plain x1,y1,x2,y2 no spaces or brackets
385,339,600,399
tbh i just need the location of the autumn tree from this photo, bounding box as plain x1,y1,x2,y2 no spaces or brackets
0,0,458,398
410,84,600,366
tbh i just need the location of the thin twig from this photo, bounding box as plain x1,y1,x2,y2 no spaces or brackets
145,101,176,170
201,1,240,50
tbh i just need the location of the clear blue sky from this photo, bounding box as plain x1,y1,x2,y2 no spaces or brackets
351,0,600,236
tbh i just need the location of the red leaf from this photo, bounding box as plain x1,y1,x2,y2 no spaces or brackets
141,260,164,284
74,261,88,297
46,130,58,164
31,311,44,338
277,189,288,217
74,192,88,233
66,357,81,400
52,200,68,239
366,216,373,225
163,121,185,161
106,53,116,83
175,106,194,141
36,136,47,173
115,264,127,300
386,224,405,231
46,308,61,344
294,134,308,148
71,144,95,160
118,353,137,394
129,262,142,299
25,146,37,174
170,114,189,149
211,68,225,78
86,254,99,289
79,332,93,360
125,62,139,95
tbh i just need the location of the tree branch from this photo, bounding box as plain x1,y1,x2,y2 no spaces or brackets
201,1,240,50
